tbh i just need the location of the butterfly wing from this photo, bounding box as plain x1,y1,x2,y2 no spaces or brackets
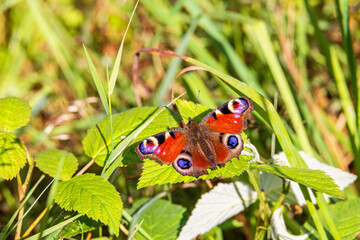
135,129,188,165
206,132,244,166
136,128,215,177
200,97,253,165
136,97,254,178
201,97,254,134
171,144,214,177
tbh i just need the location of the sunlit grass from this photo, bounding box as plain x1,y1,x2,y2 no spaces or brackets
0,0,359,238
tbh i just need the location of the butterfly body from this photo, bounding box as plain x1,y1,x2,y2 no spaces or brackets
136,97,254,177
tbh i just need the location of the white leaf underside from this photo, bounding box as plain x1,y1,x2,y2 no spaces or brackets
177,181,257,240
271,207,312,240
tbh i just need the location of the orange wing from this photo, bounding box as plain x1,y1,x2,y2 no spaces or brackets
201,97,254,134
135,129,188,165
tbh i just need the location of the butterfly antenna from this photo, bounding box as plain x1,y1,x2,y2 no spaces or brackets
193,90,200,118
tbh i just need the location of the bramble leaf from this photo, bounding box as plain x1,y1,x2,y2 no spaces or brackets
252,163,342,198
61,216,100,238
82,107,181,166
135,199,186,240
0,97,31,132
0,131,27,180
34,149,78,180
54,174,123,236
261,151,356,205
138,148,250,189
176,99,210,122
302,199,360,240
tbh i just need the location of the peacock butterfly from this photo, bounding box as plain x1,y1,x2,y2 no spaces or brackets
135,97,254,178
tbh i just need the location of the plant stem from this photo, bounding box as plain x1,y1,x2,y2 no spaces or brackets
15,151,34,240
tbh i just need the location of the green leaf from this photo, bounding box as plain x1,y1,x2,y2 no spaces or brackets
302,199,360,240
82,107,181,166
61,216,100,238
0,97,31,132
34,149,78,180
0,131,27,180
252,163,343,199
54,173,123,236
138,153,250,189
176,99,210,123
134,199,186,240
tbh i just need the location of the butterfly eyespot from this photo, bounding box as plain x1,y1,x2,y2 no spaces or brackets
229,98,249,113
227,135,239,149
177,159,192,169
139,137,158,154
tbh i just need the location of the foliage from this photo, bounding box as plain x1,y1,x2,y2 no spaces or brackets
34,149,78,180
252,163,342,199
134,199,186,240
0,0,359,239
54,174,123,236
302,199,360,240
82,107,181,166
0,97,31,132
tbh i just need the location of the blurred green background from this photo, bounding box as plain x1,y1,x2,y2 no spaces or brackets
1,0,359,167
1,0,359,238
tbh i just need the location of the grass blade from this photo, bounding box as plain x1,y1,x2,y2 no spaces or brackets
23,214,81,240
0,175,45,240
245,21,313,156
108,0,139,95
83,45,109,115
153,15,199,105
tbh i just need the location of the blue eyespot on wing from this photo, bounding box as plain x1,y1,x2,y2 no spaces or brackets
177,159,192,169
135,130,189,165
227,135,239,149
231,98,249,113
139,140,157,154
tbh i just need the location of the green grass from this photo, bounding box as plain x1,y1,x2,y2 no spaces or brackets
0,0,359,239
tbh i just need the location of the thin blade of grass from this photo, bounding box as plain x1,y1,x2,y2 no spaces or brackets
83,45,109,115
184,1,267,97
36,152,66,239
0,175,45,240
26,0,86,97
108,0,139,95
300,186,328,240
330,46,358,145
245,21,313,156
23,214,81,240
153,15,200,105
128,192,167,240
334,0,360,176
316,192,341,240
335,0,358,108
122,210,153,240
